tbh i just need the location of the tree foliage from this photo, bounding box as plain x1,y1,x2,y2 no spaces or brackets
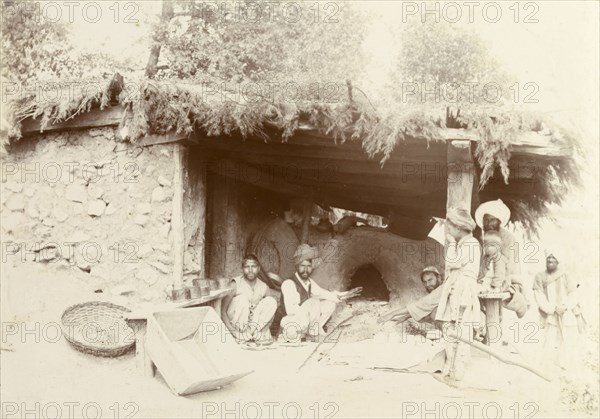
1,0,142,83
155,0,366,86
397,20,503,87
390,20,528,185
1,0,75,82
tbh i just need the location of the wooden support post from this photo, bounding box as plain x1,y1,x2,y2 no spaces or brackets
300,200,312,244
125,319,156,377
207,174,244,279
446,140,475,210
196,162,207,278
172,143,186,289
444,140,475,369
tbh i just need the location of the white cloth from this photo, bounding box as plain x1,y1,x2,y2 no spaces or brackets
435,234,481,326
475,199,511,228
281,273,339,315
232,275,268,305
280,298,337,341
226,276,277,341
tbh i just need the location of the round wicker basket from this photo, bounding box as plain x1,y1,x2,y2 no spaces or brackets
61,301,135,357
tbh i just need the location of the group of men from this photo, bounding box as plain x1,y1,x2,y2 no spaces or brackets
221,243,360,346
381,199,585,380
219,198,585,379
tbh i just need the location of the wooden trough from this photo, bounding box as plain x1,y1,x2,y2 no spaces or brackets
145,307,253,396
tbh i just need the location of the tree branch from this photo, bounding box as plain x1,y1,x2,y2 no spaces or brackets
145,0,174,79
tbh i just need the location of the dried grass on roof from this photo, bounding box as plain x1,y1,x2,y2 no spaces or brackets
2,75,583,232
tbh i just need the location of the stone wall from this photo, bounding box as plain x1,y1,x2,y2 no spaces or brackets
1,127,178,305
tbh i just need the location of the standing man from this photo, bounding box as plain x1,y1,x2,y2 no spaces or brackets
276,244,360,343
222,254,278,345
435,208,481,381
378,266,444,325
533,250,584,373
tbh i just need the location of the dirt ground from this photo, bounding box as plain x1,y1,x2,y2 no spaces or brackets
1,265,598,418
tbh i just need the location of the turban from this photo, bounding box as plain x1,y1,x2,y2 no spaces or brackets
475,199,511,229
421,266,441,280
446,207,476,232
294,244,318,265
544,248,560,262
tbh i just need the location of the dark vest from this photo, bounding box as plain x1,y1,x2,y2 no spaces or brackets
270,275,312,336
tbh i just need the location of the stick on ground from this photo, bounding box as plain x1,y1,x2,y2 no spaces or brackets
445,332,552,381
297,315,354,372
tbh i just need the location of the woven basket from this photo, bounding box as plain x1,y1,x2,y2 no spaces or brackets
61,301,135,357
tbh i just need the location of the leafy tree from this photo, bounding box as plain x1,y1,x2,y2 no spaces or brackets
151,0,366,88
1,0,75,82
392,20,510,107
1,0,144,83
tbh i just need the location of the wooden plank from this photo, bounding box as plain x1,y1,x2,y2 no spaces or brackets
19,104,571,160
196,162,208,279
138,132,189,147
206,173,246,279
125,287,234,321
20,106,125,134
200,126,569,158
172,143,186,289
197,134,445,163
205,152,450,191
443,139,476,377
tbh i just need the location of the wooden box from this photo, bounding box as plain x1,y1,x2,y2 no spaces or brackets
145,307,253,396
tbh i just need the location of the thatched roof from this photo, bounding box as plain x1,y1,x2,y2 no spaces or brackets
3,75,582,234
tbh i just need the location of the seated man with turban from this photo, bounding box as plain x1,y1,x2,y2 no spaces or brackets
222,254,278,345
378,266,444,326
275,244,361,343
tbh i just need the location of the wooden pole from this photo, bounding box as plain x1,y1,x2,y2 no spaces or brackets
446,140,474,211
297,315,355,372
196,161,207,279
300,200,312,244
172,143,186,289
445,332,552,381
445,140,475,373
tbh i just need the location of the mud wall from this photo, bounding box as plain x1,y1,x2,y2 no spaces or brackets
308,228,445,306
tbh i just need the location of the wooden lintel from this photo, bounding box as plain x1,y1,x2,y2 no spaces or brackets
20,106,125,135
137,132,190,147
18,104,570,160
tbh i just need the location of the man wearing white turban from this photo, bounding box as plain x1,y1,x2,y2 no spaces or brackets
275,244,361,343
475,199,525,307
